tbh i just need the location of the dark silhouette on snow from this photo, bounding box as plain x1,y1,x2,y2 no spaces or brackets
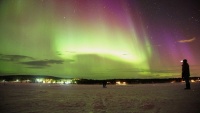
103,80,107,88
182,59,190,89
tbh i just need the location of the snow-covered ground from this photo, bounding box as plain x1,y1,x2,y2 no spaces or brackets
1,82,200,113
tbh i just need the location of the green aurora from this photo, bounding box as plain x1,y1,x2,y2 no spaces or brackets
0,0,199,79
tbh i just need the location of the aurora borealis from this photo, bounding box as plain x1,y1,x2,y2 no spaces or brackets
0,0,200,79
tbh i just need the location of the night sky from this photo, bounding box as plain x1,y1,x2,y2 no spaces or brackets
0,0,200,79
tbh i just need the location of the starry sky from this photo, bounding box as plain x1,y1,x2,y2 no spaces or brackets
0,0,200,79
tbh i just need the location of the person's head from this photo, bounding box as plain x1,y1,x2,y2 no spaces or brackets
183,59,187,63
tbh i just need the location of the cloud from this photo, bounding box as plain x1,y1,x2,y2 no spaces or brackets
21,59,64,68
0,53,67,69
0,54,34,62
178,37,196,43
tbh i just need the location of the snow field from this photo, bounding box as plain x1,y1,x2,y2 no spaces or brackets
1,82,200,113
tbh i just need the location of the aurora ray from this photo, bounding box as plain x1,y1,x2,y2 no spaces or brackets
0,0,199,79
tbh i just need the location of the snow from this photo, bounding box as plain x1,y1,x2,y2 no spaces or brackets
1,82,200,113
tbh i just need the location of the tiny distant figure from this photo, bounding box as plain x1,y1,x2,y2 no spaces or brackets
103,80,107,88
182,59,191,89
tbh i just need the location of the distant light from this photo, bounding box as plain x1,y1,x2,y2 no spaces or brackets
116,81,126,85
116,81,120,85
15,79,19,82
122,82,127,85
180,60,183,62
36,78,43,83
191,80,195,83
66,80,71,84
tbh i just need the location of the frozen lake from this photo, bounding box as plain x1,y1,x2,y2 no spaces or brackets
1,82,200,113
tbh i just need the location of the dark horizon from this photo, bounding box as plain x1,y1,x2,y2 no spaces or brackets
1,75,199,85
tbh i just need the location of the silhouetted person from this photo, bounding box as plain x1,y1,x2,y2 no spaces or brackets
102,80,107,88
182,59,190,89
